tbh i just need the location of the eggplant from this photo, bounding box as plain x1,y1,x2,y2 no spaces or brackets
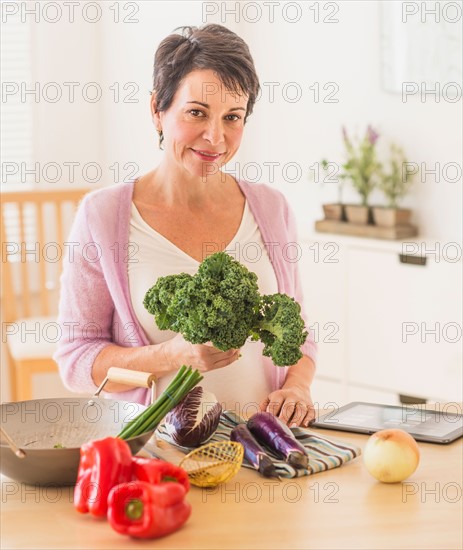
230,424,279,478
247,412,309,469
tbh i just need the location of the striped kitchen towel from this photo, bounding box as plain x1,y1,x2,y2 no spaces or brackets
156,410,361,479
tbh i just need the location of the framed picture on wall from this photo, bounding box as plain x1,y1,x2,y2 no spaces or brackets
380,1,462,99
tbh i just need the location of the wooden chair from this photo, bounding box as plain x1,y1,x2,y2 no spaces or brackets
1,188,91,401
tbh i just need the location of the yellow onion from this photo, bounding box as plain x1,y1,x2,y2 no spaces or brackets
363,429,420,483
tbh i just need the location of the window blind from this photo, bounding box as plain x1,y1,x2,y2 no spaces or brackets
1,13,33,187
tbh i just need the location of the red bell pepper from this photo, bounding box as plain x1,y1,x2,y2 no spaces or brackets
107,481,191,539
74,437,133,517
132,457,190,493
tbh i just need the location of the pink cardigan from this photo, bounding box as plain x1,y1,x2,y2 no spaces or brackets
54,179,317,405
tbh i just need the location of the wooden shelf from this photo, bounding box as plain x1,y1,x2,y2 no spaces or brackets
315,219,419,240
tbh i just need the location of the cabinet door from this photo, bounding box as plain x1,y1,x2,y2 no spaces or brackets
347,384,400,406
299,239,347,380
310,377,346,412
347,248,462,401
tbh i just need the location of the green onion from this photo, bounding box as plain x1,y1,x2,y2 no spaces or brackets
118,365,203,440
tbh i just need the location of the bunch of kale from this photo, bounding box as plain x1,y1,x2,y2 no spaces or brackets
143,252,307,366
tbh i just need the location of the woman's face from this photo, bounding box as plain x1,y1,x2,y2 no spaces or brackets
152,69,248,179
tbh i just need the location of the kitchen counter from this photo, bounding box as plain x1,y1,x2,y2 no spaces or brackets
1,413,462,550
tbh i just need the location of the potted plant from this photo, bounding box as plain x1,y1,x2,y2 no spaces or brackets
373,145,416,227
342,125,381,225
319,159,346,221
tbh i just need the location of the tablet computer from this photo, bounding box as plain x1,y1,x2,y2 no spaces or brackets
311,402,463,444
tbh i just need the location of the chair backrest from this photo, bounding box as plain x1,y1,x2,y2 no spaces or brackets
1,188,90,322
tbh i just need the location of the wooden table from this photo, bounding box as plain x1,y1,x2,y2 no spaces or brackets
1,416,462,549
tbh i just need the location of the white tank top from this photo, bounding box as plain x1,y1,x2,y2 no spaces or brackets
127,200,279,414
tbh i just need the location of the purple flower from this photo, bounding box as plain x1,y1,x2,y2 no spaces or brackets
342,125,351,146
366,125,379,145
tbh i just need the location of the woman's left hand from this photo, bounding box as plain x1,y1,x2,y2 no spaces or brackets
259,385,315,428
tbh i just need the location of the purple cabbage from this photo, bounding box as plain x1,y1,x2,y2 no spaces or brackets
163,386,222,447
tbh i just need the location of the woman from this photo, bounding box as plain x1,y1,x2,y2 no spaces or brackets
54,24,317,427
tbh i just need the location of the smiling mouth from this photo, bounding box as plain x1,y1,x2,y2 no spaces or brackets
191,149,224,160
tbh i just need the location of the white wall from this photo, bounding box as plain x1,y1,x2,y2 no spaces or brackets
230,1,462,241
31,7,103,186
28,0,463,237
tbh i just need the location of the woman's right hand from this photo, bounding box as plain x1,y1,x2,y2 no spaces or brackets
160,333,240,374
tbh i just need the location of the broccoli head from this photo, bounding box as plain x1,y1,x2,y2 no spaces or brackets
253,293,308,366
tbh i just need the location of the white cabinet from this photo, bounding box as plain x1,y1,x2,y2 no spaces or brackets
309,377,346,411
300,235,462,403
347,384,400,406
347,248,462,401
299,240,347,382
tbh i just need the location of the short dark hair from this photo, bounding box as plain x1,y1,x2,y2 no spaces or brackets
152,24,260,143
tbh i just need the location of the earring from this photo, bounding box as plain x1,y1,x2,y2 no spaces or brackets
157,129,164,150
